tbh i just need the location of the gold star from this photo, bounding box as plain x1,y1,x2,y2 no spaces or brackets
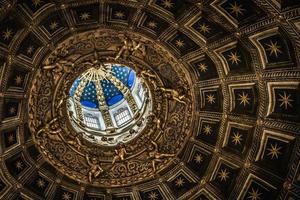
32,0,42,7
3,28,13,40
231,132,243,145
80,12,90,20
162,0,173,9
15,160,24,170
147,21,157,29
238,92,250,106
14,75,23,85
228,2,245,17
206,94,216,104
36,178,46,188
115,11,125,19
247,187,262,200
203,124,212,135
266,41,282,58
148,191,158,200
26,46,34,55
175,39,185,48
9,107,17,114
198,63,208,72
218,169,230,182
194,153,203,164
228,51,241,65
175,177,185,187
62,192,71,200
199,23,211,34
267,143,282,159
49,21,58,30
8,134,15,143
278,92,294,110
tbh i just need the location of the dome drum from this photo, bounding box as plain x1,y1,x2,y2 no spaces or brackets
67,63,153,146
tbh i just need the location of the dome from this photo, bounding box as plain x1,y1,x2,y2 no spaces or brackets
69,64,136,108
67,63,152,146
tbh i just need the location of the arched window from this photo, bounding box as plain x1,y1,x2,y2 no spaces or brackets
113,107,132,126
84,113,101,129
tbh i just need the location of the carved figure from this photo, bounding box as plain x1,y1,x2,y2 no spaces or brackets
43,59,73,73
67,135,83,151
132,43,146,59
112,143,130,165
148,140,175,172
36,118,61,142
160,87,187,104
57,92,69,111
43,57,74,84
140,70,158,89
148,113,162,132
56,43,69,57
86,155,103,183
115,36,144,60
141,70,156,79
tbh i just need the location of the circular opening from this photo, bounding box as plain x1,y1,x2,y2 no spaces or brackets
67,63,152,146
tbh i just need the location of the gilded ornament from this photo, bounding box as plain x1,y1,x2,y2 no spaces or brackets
159,87,187,105
140,70,158,89
86,154,104,183
36,118,62,145
28,29,192,186
112,143,131,165
115,36,145,60
148,140,175,172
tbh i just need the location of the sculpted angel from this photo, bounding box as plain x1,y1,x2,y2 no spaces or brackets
43,59,73,73
86,155,104,183
36,117,61,142
115,36,145,60
67,134,84,151
112,143,131,165
148,140,175,172
159,87,187,105
140,70,158,89
147,113,162,132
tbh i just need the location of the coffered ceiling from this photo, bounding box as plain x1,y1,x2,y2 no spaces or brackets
0,0,300,200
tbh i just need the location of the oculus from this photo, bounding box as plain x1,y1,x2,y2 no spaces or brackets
67,63,152,146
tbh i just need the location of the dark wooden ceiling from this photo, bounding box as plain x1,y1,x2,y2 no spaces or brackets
0,0,300,199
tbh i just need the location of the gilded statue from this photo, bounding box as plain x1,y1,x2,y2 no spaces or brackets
148,113,162,132
86,155,104,183
159,87,187,105
57,91,69,112
141,70,156,78
67,135,84,151
56,43,69,57
112,143,130,165
42,44,78,83
140,70,158,89
43,59,74,73
148,140,175,172
115,36,145,60
36,117,61,142
43,58,74,84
